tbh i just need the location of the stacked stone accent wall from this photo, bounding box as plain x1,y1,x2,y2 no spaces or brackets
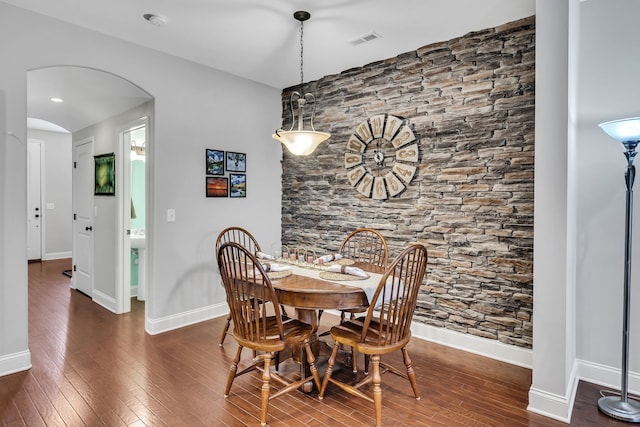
280,17,535,348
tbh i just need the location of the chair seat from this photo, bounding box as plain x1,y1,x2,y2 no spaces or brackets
233,316,314,352
329,318,411,355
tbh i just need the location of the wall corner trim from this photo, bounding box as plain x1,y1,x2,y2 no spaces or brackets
527,361,579,424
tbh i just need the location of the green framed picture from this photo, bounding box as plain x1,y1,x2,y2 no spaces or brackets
94,152,115,196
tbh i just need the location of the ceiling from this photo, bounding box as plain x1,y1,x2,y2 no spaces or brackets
9,0,536,132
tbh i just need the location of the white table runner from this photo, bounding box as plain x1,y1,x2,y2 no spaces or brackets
287,264,383,303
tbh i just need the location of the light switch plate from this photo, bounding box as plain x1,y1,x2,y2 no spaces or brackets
167,208,176,222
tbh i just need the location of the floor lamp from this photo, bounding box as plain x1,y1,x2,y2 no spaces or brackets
598,117,640,422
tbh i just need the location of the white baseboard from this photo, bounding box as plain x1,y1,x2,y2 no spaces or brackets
146,302,229,335
577,359,640,395
42,251,72,261
92,289,117,313
0,350,31,377
527,361,579,423
321,310,532,367
410,320,533,368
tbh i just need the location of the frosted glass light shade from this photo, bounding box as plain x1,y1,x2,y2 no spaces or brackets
599,117,640,142
272,130,330,155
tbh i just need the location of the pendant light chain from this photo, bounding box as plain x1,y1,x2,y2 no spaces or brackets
299,19,304,93
271,10,330,156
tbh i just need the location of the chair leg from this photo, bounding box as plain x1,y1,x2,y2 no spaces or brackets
371,354,382,427
351,346,358,373
304,342,322,390
225,345,243,397
219,312,232,346
260,354,272,426
401,347,420,399
318,342,340,399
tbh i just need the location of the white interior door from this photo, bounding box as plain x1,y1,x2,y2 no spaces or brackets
72,137,94,296
27,140,42,261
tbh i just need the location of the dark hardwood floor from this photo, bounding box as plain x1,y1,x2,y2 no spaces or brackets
0,258,631,426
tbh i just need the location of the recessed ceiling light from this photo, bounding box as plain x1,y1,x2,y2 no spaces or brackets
50,97,64,103
143,13,168,27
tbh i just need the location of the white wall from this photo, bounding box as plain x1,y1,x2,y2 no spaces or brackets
28,128,72,260
529,0,640,422
528,1,577,422
574,0,640,397
0,3,283,375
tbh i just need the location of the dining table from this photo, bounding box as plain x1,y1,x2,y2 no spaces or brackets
265,259,386,391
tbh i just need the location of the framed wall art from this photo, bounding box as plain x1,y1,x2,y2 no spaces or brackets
94,153,115,196
225,151,246,172
229,173,246,198
206,176,228,197
206,148,225,175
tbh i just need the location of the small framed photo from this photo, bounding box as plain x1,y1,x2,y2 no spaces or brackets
230,173,246,198
206,149,225,175
206,177,228,197
225,151,246,172
94,153,115,196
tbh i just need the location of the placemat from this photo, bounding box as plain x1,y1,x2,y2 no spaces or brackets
319,271,369,281
267,270,292,280
326,258,355,266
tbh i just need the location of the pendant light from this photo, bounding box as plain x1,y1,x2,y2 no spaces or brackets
272,11,330,156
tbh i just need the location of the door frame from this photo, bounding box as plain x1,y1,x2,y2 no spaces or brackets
27,139,43,261
116,116,149,314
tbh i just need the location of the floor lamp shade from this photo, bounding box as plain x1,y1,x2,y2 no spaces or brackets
598,117,640,422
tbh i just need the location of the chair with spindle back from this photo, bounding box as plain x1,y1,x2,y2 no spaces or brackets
338,227,389,268
215,226,262,346
318,243,429,427
217,242,321,426
331,227,390,372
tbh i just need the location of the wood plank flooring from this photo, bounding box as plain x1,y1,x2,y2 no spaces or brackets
0,258,632,426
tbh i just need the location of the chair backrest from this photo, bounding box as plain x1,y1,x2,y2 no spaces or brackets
338,228,389,268
215,226,262,254
360,243,428,347
217,242,285,344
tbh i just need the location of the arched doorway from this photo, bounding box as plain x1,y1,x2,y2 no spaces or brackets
27,66,153,316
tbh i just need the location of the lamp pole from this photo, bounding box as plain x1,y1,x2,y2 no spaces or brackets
598,118,640,422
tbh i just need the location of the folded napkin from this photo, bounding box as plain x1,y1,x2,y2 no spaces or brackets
260,262,291,272
318,253,343,263
326,264,367,278
256,251,275,260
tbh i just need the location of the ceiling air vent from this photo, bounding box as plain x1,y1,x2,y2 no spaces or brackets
349,32,381,46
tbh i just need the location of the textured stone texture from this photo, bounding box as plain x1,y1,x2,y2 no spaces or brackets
279,17,535,348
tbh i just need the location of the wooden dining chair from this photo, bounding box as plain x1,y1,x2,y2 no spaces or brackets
215,226,262,346
318,243,428,427
338,227,389,268
333,227,389,371
217,242,321,426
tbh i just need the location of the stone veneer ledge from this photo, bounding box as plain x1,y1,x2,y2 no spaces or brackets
279,16,535,349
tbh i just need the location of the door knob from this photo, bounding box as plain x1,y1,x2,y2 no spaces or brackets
85,226,93,231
